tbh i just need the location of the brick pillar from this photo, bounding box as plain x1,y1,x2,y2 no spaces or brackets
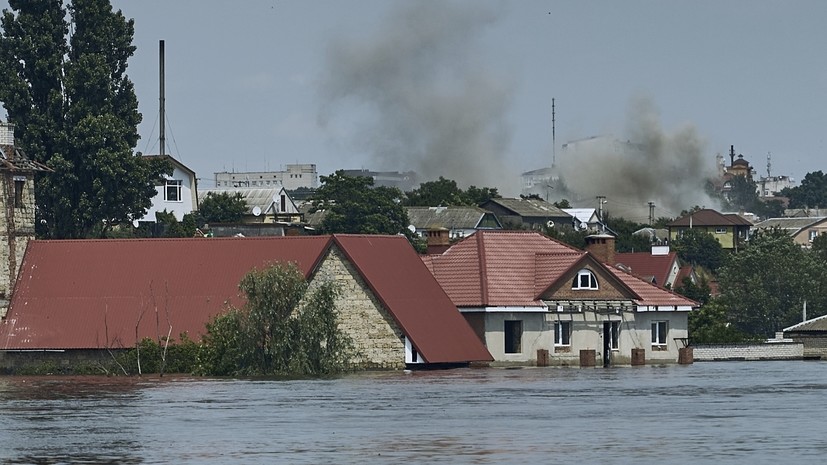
580,349,596,367
536,349,549,367
631,348,645,366
678,347,694,364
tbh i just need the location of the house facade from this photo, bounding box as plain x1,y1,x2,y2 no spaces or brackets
214,164,319,190
422,231,697,366
667,209,752,250
143,155,198,222
0,235,491,371
753,217,827,247
201,187,303,224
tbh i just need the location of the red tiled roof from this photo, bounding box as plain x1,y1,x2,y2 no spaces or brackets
605,266,697,307
428,231,582,307
427,230,697,310
334,235,491,364
0,235,491,364
614,251,678,287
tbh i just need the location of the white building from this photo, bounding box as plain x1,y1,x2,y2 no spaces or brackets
214,163,318,190
143,155,198,222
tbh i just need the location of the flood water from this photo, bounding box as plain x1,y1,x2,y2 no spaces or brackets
1,361,826,464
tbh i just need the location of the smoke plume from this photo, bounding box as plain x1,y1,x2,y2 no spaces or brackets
556,98,719,221
317,1,515,190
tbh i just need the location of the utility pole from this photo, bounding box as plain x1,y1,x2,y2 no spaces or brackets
597,195,606,223
159,40,165,157
551,98,556,168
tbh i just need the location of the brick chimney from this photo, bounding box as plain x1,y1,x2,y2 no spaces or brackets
425,228,451,254
585,233,616,264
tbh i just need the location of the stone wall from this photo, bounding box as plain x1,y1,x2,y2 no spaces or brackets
693,342,804,361
310,247,406,369
0,173,36,318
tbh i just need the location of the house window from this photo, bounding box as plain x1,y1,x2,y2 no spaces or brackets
809,230,818,242
572,269,598,290
165,180,182,202
280,194,286,212
715,227,727,234
651,321,668,347
554,321,571,346
13,176,25,208
504,320,522,354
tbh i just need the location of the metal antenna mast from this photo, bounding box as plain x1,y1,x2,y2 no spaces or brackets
159,40,165,157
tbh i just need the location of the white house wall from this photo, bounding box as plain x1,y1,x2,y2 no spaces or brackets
481,310,689,366
145,165,197,222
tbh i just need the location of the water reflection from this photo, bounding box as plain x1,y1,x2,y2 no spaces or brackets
1,362,826,464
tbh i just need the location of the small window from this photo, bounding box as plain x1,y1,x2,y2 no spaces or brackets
165,180,182,202
504,320,522,354
554,321,571,346
715,227,726,234
809,230,818,242
572,269,598,290
651,321,668,347
13,177,25,208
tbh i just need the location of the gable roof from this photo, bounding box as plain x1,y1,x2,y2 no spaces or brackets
481,198,570,219
669,209,753,227
426,230,696,310
143,154,196,179
405,206,502,231
784,314,827,333
753,217,827,235
0,236,490,364
202,188,281,216
615,251,678,287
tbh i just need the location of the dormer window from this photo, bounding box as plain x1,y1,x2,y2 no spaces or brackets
572,269,598,290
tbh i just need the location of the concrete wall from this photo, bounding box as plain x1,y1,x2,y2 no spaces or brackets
311,247,406,369
692,343,804,361
480,309,689,366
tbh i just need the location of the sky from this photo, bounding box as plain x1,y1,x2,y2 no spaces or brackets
2,1,827,221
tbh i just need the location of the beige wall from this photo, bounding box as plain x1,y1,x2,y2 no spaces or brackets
480,309,689,366
311,247,406,369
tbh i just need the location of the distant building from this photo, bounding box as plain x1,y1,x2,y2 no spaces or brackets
340,169,418,192
520,166,558,200
214,164,318,190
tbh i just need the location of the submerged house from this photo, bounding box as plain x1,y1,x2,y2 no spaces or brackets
0,235,491,371
422,231,697,366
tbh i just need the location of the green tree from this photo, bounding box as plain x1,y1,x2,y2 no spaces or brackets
311,170,409,235
197,262,355,376
781,170,827,209
552,199,571,209
198,191,247,224
688,298,754,344
672,228,726,272
673,276,711,305
717,229,823,337
603,215,650,253
403,176,500,207
0,0,170,238
811,233,827,263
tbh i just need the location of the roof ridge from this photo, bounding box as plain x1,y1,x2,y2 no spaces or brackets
477,231,489,306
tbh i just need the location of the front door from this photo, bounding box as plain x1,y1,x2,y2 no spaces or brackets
603,322,612,366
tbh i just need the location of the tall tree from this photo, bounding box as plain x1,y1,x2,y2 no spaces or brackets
311,170,409,235
403,176,500,207
717,229,823,336
0,0,169,238
781,170,827,209
672,228,726,272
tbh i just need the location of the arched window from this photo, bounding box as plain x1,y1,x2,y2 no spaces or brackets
572,269,598,290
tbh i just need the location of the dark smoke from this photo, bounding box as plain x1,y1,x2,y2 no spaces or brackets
317,1,515,190
556,98,719,220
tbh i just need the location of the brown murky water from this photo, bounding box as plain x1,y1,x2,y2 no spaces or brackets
1,361,826,464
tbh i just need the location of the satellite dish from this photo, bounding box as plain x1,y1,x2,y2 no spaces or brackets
578,221,588,230
273,194,279,202
407,224,416,233
546,220,554,228
252,206,262,217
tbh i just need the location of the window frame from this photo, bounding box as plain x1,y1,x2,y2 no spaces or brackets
164,179,183,202
651,321,668,347
714,227,727,234
572,269,599,290
554,320,572,346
